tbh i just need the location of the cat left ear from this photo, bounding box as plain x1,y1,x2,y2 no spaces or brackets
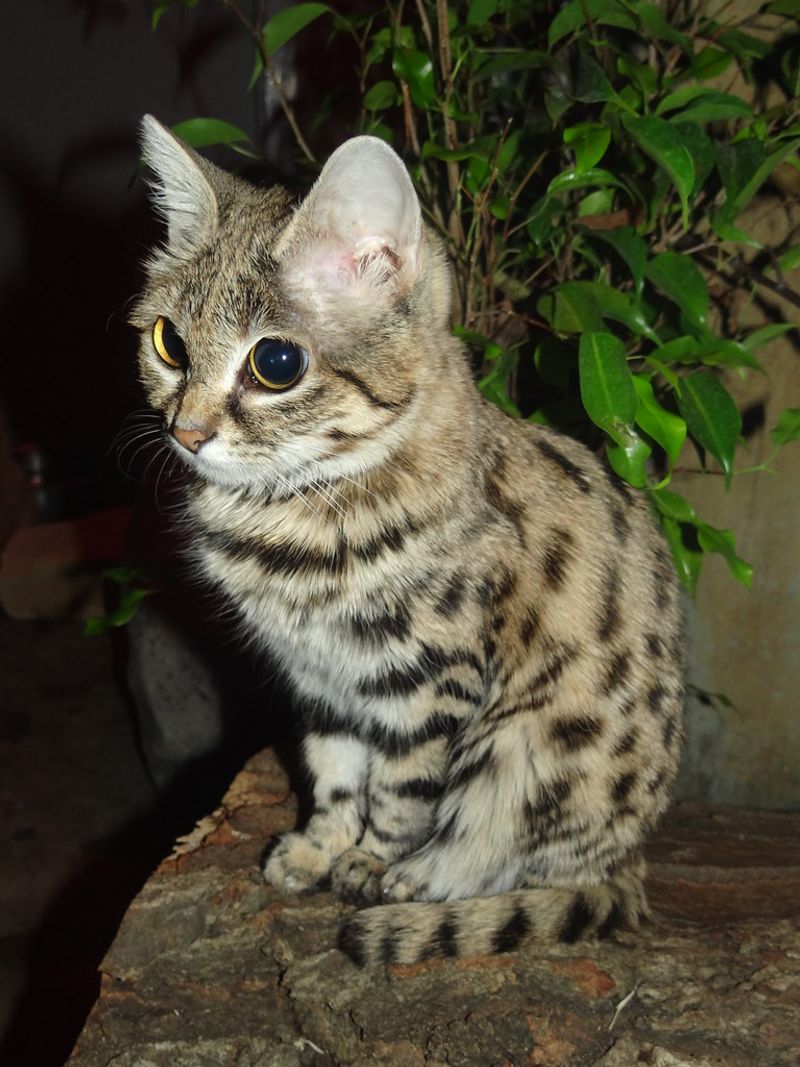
278,136,422,296
140,114,218,258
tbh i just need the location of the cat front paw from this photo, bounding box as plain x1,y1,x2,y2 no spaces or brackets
330,847,387,905
263,831,332,894
381,850,433,903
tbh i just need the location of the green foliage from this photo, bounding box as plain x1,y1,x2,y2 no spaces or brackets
83,565,155,636
150,0,800,593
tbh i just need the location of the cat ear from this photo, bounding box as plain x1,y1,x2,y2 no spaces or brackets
278,136,422,297
140,114,218,257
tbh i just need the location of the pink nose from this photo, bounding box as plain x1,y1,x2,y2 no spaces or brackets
171,423,214,453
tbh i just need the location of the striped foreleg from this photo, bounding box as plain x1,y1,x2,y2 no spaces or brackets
263,733,368,892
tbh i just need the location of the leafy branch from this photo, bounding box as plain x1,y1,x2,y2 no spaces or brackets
148,0,800,593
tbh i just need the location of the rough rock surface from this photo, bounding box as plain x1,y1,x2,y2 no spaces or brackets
68,750,800,1066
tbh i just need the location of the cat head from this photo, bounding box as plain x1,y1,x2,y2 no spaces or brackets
132,116,456,494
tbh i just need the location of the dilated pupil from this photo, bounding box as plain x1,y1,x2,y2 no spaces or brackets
252,340,303,385
161,319,186,364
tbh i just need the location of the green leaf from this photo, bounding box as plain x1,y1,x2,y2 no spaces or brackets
548,0,636,47
661,516,702,593
778,244,800,272
472,50,554,79
645,356,681,390
526,196,562,244
623,115,694,227
586,226,647,296
696,524,753,586
170,118,251,149
606,431,652,487
633,375,687,466
467,0,498,25
84,587,153,636
651,487,698,524
573,52,619,103
493,268,531,301
733,140,800,216
421,141,474,162
546,167,625,194
249,47,265,91
262,2,331,58
453,325,501,357
715,139,765,217
628,2,691,51
103,564,149,585
676,372,741,487
478,350,521,417
617,55,657,100
577,189,614,216
563,123,611,173
579,331,638,436
645,253,708,331
657,88,753,124
151,2,170,30
696,338,763,371
392,48,435,109
770,407,800,445
651,336,701,364
561,281,658,340
715,26,771,61
364,26,393,67
742,323,797,351
766,0,800,14
363,80,398,110
691,47,733,80
538,286,604,332
710,213,762,247
671,123,715,195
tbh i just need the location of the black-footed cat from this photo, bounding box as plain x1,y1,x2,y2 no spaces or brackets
133,116,683,965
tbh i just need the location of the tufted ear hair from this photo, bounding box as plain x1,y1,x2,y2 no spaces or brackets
140,114,219,258
276,136,422,305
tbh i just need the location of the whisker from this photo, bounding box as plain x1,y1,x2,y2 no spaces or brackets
311,479,346,517
153,449,176,513
119,434,163,480
109,422,161,460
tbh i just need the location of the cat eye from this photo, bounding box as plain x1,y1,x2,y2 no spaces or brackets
248,338,307,391
152,316,187,369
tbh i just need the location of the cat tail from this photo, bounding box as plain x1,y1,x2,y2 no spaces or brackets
337,857,649,966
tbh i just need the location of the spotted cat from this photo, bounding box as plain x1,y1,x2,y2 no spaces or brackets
133,115,684,965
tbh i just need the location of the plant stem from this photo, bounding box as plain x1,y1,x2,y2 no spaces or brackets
436,0,464,245
223,0,317,164
696,251,800,313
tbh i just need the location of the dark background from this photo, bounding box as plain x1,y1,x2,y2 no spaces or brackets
0,0,255,465
0,3,295,1062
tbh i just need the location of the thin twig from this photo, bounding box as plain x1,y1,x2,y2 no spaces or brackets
696,251,800,313
436,0,464,245
414,0,434,54
503,150,548,241
223,0,317,164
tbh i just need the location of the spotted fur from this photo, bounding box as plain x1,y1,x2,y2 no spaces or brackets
133,117,684,966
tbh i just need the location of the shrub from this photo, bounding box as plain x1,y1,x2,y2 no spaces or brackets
150,0,800,591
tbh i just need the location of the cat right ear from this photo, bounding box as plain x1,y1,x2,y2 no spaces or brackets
276,136,423,308
140,115,218,258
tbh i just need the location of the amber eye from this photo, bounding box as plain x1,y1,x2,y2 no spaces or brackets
152,317,187,369
248,338,307,391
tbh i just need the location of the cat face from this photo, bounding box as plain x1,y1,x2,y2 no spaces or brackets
132,119,451,494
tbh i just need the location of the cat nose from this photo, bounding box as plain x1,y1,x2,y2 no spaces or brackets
171,422,215,453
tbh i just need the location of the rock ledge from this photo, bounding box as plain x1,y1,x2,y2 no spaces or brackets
68,750,800,1067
